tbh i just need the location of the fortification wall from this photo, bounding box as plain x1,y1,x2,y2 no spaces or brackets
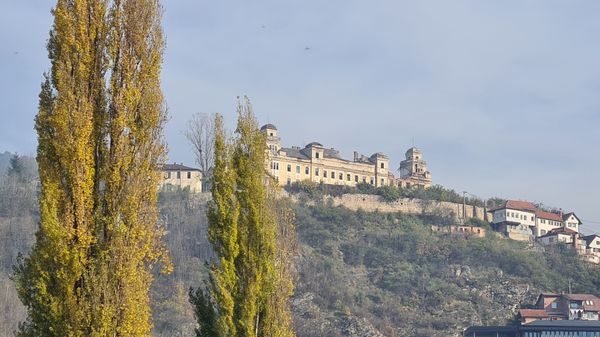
320,194,491,222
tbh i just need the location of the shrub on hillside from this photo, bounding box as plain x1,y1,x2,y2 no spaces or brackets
376,186,401,203
355,182,375,194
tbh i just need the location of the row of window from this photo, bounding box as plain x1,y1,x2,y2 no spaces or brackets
540,218,562,226
505,211,566,227
165,171,192,179
507,212,535,222
523,331,600,337
272,161,385,185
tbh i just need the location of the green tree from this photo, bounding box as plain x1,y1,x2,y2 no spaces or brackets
192,98,295,337
14,0,170,336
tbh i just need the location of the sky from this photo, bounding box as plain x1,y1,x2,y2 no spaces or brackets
1,1,600,231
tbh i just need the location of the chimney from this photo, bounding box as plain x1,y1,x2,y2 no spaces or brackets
354,151,359,161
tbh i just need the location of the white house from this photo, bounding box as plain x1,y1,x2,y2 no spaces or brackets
490,200,582,241
159,163,203,193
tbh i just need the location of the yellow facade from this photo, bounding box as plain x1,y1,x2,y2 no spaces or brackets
261,124,390,187
159,163,203,193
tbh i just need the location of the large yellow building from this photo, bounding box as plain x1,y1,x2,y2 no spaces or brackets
262,124,391,187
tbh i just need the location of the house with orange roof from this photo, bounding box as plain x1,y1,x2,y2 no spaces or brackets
518,293,600,324
489,200,582,241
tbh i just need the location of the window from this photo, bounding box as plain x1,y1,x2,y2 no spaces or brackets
323,170,327,177
339,173,343,180
287,164,291,172
305,167,309,174
370,177,374,185
167,172,171,179
315,152,320,159
347,174,351,181
187,171,191,179
381,178,384,186
315,168,319,176
551,302,557,309
331,171,335,179
362,177,366,183
177,171,181,179
286,178,291,185
380,162,384,169
296,165,300,173
355,175,358,182
531,216,535,221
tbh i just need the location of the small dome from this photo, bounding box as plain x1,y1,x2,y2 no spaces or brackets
260,123,277,131
305,141,323,148
405,147,422,156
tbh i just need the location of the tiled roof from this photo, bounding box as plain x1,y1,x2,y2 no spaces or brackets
491,200,573,223
536,210,563,222
280,147,355,162
539,227,578,238
280,147,310,160
563,294,600,312
160,163,200,171
519,309,549,318
323,148,342,160
490,200,538,212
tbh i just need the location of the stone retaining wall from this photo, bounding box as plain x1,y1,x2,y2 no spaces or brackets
320,194,492,222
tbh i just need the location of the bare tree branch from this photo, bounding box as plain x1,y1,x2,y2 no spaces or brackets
184,112,216,174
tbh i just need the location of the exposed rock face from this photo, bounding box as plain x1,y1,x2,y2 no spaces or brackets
293,292,386,337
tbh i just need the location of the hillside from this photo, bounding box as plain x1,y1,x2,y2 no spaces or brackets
151,191,600,337
290,201,600,337
2,169,600,336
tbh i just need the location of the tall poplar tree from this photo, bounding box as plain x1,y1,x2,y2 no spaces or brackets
192,97,295,337
14,0,170,336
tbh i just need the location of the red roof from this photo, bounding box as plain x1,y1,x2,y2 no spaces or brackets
519,309,549,318
564,294,599,301
541,227,578,237
536,210,564,222
496,200,538,212
563,294,600,312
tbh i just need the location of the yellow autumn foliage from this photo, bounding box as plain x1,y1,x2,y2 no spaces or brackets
14,1,170,336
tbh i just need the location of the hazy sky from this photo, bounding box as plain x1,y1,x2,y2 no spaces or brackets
1,1,600,231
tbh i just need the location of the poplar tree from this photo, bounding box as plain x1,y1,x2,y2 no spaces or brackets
207,113,239,336
192,97,295,337
14,0,170,336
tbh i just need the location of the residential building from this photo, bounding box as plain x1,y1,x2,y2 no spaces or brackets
262,124,391,188
518,293,600,323
159,163,203,193
465,320,600,337
537,227,587,255
490,200,582,241
397,147,432,188
582,235,600,264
